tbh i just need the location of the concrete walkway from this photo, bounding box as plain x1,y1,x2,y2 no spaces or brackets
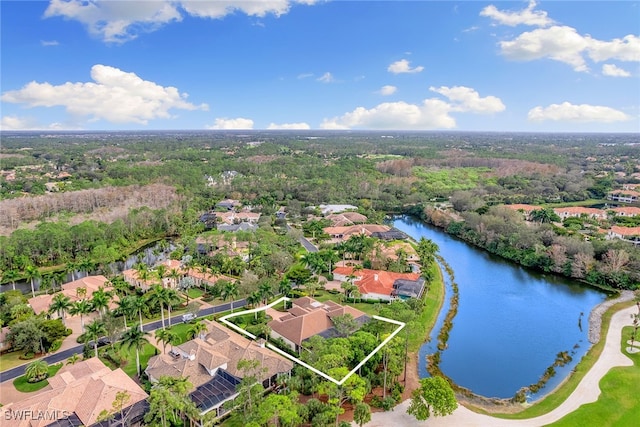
363,304,637,426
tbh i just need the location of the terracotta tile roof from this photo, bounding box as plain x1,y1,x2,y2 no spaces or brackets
333,267,421,297
503,204,543,212
610,207,640,216
323,224,391,239
267,297,366,347
1,359,147,427
609,226,640,237
326,212,368,226
145,320,292,390
28,275,116,315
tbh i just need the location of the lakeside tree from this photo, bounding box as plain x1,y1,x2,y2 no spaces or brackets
408,376,457,421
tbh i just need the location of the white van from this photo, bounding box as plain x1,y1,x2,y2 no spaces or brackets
182,313,197,323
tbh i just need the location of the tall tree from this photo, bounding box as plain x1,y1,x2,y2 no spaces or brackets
84,319,107,358
121,323,150,377
25,359,49,382
49,293,72,327
91,286,111,318
155,328,179,354
2,269,19,291
187,320,207,340
24,264,40,298
221,281,239,313
146,284,168,330
69,299,93,332
407,376,457,421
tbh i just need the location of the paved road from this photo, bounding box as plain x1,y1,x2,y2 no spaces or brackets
299,236,318,252
0,298,246,383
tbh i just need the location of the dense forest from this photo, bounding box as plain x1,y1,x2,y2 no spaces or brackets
0,130,638,290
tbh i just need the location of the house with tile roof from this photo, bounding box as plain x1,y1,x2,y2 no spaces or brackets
27,275,117,317
267,297,368,353
333,267,426,302
607,226,640,244
326,212,368,227
323,224,391,243
607,189,640,203
145,319,293,419
553,207,607,221
609,207,640,217
1,358,148,427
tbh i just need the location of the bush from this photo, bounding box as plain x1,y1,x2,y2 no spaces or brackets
19,352,35,360
49,339,63,353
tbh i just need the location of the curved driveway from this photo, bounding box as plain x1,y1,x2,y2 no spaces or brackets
364,304,636,427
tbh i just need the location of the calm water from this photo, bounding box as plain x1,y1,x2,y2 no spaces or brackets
391,216,606,400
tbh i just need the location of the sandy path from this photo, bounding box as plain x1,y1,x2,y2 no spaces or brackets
364,305,636,427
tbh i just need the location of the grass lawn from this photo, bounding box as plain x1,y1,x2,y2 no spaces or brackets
101,342,158,378
185,287,204,299
313,290,381,316
408,261,444,351
165,322,194,344
545,325,640,427
482,300,637,420
13,363,63,392
0,350,42,371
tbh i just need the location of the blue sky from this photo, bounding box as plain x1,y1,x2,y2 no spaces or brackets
1,0,638,132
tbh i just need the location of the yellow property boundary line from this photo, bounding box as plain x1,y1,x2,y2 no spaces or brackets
219,296,405,385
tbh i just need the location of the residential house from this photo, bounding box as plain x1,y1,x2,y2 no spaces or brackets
145,319,292,420
267,297,368,353
1,358,148,427
326,212,368,227
317,204,358,215
607,190,640,203
553,207,607,221
28,275,117,317
504,204,543,220
333,267,426,301
323,224,391,243
607,226,640,244
122,259,185,292
609,207,640,217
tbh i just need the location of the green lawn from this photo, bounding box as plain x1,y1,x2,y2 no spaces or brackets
100,342,158,378
185,287,204,299
12,363,63,392
313,290,382,316
165,322,193,344
0,350,41,371
546,325,640,427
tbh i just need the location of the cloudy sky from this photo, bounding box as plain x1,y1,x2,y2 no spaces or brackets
1,0,638,132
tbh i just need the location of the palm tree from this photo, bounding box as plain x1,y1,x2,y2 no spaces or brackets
155,264,168,286
168,268,182,289
155,328,179,354
66,353,81,365
25,360,49,382
67,260,80,281
2,268,19,291
146,285,168,330
53,271,67,292
78,258,96,278
221,281,239,313
131,294,146,332
164,288,180,328
121,323,149,377
85,319,107,358
117,295,137,329
49,293,72,326
187,321,207,340
278,279,292,297
258,281,274,305
24,264,41,298
91,287,111,318
69,299,93,332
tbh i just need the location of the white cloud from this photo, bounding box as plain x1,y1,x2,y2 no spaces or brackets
587,35,640,63
320,86,504,130
1,64,208,125
379,85,397,96
496,21,639,72
499,26,590,71
528,102,630,123
44,0,318,43
206,117,254,129
387,59,424,74
602,64,631,77
297,73,314,79
481,0,553,27
429,86,505,113
317,72,335,83
267,122,310,129
41,40,59,46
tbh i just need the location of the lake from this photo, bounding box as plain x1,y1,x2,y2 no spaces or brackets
391,216,606,401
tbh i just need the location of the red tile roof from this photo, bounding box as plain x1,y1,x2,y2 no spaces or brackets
333,267,421,297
